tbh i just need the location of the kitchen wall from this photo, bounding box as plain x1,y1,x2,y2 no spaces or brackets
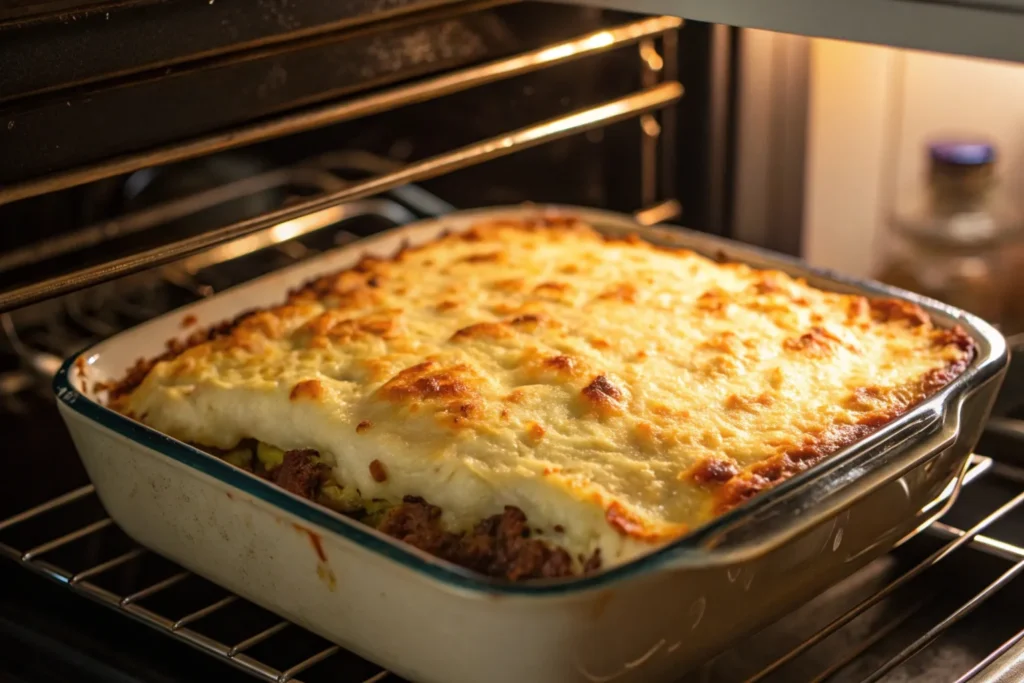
802,39,1024,277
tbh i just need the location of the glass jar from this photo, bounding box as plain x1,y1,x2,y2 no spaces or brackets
874,141,1024,332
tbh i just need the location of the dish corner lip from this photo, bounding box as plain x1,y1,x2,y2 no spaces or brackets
54,340,98,401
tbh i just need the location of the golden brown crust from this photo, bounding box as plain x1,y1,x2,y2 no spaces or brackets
605,501,668,540
107,310,258,406
687,456,741,486
450,322,513,342
289,379,325,402
108,214,976,558
713,324,974,513
377,361,478,402
581,375,625,415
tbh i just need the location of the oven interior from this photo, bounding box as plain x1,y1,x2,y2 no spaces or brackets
2,1,1024,682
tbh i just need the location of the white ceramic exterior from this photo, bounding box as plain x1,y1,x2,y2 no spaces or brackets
55,206,1008,683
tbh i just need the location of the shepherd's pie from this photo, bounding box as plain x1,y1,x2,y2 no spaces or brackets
108,216,974,580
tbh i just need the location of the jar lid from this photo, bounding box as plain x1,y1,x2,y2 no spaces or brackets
929,141,996,167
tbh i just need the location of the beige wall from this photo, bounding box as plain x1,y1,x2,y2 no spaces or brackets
802,40,1024,278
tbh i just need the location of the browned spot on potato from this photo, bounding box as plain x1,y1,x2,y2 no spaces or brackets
532,281,573,299
340,311,402,340
605,502,662,540
507,313,561,332
844,386,888,411
724,392,774,411
783,326,844,356
686,456,740,485
461,226,487,242
290,379,324,401
749,273,788,295
695,288,728,313
450,322,512,342
490,302,520,316
233,310,285,340
307,335,331,350
461,251,505,263
544,354,583,375
518,347,589,383
847,296,870,322
870,298,930,326
377,361,478,403
633,421,658,448
356,420,372,433
302,310,401,341
596,282,637,303
526,421,546,440
581,375,624,415
505,388,527,404
492,278,526,292
369,459,388,482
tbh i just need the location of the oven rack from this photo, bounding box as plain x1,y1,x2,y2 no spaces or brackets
0,455,1020,683
0,157,669,406
0,157,454,409
0,13,683,313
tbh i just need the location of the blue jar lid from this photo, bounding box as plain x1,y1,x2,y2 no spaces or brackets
929,141,996,166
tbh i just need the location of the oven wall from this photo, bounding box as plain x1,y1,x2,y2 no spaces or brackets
730,28,810,257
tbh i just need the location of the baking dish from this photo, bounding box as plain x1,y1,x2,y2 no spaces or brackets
54,205,1008,683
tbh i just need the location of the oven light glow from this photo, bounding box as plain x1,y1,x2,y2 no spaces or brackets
535,31,614,63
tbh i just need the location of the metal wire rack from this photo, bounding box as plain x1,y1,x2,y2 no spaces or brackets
0,13,684,312
0,480,389,683
0,158,449,411
2,454,1023,683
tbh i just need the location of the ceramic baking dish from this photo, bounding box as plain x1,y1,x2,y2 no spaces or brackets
54,205,1008,683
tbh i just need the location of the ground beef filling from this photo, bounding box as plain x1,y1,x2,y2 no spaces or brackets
271,449,327,499
227,446,596,581
379,497,577,581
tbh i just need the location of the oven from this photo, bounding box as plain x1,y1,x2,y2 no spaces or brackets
1,1,1024,682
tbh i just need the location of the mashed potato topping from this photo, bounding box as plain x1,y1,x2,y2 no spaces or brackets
112,216,973,567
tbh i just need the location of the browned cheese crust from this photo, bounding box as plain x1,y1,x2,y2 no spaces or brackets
107,215,975,578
